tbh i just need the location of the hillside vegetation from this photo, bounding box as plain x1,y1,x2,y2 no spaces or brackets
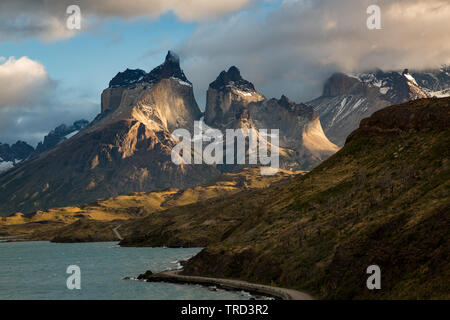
121,97,450,299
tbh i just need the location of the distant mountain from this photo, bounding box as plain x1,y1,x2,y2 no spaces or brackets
308,67,450,146
0,51,218,216
0,120,89,173
0,141,34,173
205,66,339,171
34,120,89,154
412,66,450,96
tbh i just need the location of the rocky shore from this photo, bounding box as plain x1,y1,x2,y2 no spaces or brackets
137,269,314,300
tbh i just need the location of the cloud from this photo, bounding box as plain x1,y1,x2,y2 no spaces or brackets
83,0,254,21
0,57,98,145
0,0,254,42
0,56,51,108
178,0,450,105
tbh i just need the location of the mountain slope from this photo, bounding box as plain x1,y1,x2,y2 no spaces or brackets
119,97,449,299
0,52,218,216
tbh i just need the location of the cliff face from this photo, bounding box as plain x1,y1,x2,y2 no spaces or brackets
205,67,339,171
0,52,218,216
205,66,265,128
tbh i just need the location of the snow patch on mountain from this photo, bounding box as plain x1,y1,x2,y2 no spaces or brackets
171,77,192,87
0,160,14,173
64,130,79,140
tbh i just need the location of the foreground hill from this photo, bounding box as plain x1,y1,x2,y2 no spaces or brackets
121,97,449,299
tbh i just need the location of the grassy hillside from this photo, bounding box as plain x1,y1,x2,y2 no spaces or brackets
0,167,300,240
120,97,450,299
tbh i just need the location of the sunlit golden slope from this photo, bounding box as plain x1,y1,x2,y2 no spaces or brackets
0,167,302,238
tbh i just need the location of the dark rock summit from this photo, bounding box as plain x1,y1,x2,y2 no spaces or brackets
209,66,255,91
0,141,34,163
109,69,146,88
143,51,191,84
109,51,190,89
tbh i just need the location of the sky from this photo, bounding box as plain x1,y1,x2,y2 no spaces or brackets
0,0,449,145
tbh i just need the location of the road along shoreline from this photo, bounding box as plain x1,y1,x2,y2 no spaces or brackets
137,269,314,300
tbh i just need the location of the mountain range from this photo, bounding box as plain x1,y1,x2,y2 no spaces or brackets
0,52,448,217
0,119,89,173
0,52,336,216
309,66,450,145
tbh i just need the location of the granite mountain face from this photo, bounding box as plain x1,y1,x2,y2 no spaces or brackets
309,67,450,146
205,67,339,171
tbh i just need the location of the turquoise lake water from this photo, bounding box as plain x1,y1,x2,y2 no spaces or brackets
0,241,253,300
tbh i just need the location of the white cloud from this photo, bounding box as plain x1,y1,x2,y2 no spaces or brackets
0,56,51,108
0,56,98,145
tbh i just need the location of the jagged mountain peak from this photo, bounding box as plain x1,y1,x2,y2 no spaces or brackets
278,94,294,107
165,50,180,64
143,50,190,84
209,66,255,92
109,68,146,88
108,51,190,89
